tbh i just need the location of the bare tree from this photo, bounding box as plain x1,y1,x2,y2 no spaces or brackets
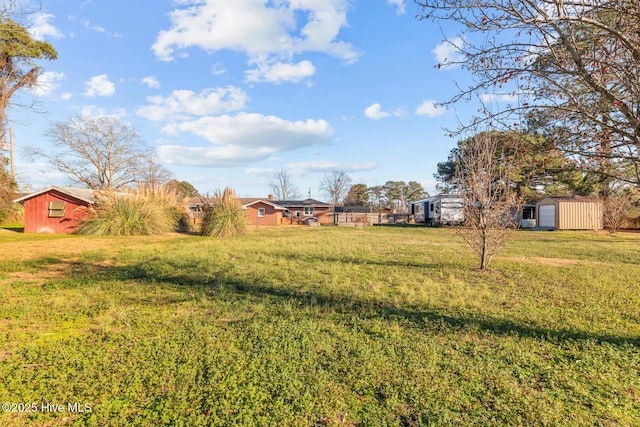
269,169,300,200
138,153,173,187
602,192,633,233
455,132,521,270
319,170,352,205
414,0,640,186
29,116,166,190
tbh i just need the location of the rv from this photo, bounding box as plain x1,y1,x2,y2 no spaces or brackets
410,194,464,225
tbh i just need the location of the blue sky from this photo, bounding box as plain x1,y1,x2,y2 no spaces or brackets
9,0,479,199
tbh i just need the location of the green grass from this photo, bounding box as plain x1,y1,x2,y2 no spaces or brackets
0,227,638,426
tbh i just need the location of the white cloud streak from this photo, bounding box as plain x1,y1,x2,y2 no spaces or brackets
29,13,64,40
32,71,65,96
415,100,446,117
245,60,316,84
480,93,519,104
387,0,406,15
82,74,116,97
157,113,334,167
137,87,249,122
364,103,403,120
432,36,465,69
141,76,160,89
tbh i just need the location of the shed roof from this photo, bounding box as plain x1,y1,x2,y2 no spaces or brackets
14,186,98,204
537,196,601,204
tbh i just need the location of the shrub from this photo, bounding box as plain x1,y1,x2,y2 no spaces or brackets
78,186,184,236
603,194,633,233
200,187,247,237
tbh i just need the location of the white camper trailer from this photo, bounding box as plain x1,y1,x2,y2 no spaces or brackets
410,194,464,225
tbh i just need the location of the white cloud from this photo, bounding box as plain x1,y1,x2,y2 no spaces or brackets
212,64,226,76
29,13,64,40
365,103,389,120
166,113,332,149
137,87,248,122
246,160,377,177
80,105,127,119
83,74,116,97
158,145,272,167
416,100,446,117
432,36,465,69
480,93,519,104
245,60,316,84
245,168,277,177
387,0,406,15
152,0,359,71
60,92,73,101
141,76,160,89
157,113,334,167
32,71,65,96
364,103,403,120
81,19,122,38
284,160,377,175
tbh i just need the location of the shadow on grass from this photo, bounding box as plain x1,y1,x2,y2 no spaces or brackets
17,255,640,348
0,226,24,232
263,250,456,270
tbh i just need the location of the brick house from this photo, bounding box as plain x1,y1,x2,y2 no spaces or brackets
241,196,332,226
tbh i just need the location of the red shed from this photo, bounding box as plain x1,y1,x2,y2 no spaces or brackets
14,186,97,234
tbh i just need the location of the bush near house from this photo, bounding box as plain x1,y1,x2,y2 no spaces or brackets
200,187,247,237
77,186,183,236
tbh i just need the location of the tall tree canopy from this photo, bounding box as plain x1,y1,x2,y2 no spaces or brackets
435,130,603,202
382,180,428,210
0,15,57,142
414,0,640,186
30,116,169,190
344,183,369,206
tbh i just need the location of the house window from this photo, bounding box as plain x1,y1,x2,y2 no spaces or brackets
304,206,314,216
49,201,65,218
258,207,266,217
296,211,301,218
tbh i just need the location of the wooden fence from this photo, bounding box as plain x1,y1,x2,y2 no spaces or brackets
330,213,411,225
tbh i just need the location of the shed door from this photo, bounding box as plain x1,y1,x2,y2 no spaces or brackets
539,205,556,228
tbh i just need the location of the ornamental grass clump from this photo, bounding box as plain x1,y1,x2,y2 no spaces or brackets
200,187,247,237
78,185,184,236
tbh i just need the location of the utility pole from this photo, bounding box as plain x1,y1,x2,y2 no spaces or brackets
9,127,14,180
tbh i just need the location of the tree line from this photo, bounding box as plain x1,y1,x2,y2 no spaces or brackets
268,168,428,211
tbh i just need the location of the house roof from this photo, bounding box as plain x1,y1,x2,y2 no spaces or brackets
333,206,371,213
242,199,287,210
273,198,331,207
14,186,98,204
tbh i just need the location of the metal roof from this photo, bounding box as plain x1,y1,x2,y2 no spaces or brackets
14,186,98,204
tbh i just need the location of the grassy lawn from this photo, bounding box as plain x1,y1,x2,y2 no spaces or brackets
0,226,638,426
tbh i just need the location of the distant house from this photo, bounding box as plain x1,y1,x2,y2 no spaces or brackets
242,196,332,226
536,196,603,230
242,198,288,226
14,186,97,233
